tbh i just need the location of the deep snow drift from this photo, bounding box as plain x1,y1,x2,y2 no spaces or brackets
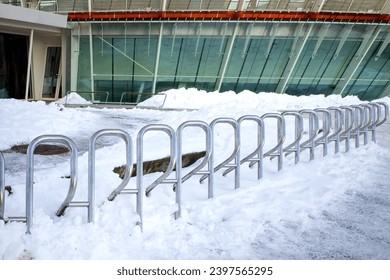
0,89,389,260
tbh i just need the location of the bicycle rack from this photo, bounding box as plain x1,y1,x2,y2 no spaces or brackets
359,104,374,145
327,107,344,154
223,115,265,180
175,121,214,201
200,118,241,190
280,111,303,164
139,124,179,219
262,113,286,171
376,102,389,127
350,105,365,148
88,129,135,224
296,110,318,161
0,152,5,221
314,108,331,157
339,106,355,152
15,135,78,234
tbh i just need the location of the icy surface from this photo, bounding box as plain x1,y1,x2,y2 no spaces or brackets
0,89,389,260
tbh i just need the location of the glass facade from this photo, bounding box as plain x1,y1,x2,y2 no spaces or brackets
74,21,390,102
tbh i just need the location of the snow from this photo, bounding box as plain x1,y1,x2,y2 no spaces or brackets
56,92,92,105
0,89,389,260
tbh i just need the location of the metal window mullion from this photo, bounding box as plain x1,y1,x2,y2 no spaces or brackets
216,22,239,92
89,23,95,98
152,22,164,94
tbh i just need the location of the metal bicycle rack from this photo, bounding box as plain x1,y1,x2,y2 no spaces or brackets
327,107,344,154
367,102,380,142
200,118,241,190
314,108,331,157
175,121,214,200
139,124,179,220
339,106,355,152
1,102,388,234
222,115,265,180
4,135,79,234
297,110,319,161
350,105,365,148
280,111,304,164
376,102,389,126
88,129,135,224
0,152,5,221
359,104,374,145
262,113,286,171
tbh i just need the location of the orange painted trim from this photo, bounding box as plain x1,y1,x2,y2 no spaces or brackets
67,10,390,23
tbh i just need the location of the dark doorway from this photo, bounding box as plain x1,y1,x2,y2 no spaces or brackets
0,33,29,99
42,46,61,98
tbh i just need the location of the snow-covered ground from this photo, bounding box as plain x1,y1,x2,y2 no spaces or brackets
0,89,389,260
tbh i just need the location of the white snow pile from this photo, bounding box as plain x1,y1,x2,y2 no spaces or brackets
0,89,389,260
56,92,92,105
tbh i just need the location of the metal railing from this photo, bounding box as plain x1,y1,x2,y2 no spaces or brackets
0,102,388,233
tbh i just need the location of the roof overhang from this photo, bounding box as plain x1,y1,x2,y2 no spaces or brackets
0,3,67,36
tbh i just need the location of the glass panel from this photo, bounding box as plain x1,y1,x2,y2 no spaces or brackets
221,37,293,93
77,37,91,92
286,39,361,96
157,36,225,92
345,41,390,100
113,37,156,103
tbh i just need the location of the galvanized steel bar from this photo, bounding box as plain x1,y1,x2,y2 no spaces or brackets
200,118,240,190
350,105,365,148
298,110,319,161
314,108,331,157
223,115,265,180
88,129,133,224
281,111,304,164
176,121,214,199
328,106,344,153
139,125,177,221
26,135,78,234
262,113,286,171
339,106,355,152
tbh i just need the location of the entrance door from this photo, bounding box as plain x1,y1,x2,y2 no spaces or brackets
42,46,61,99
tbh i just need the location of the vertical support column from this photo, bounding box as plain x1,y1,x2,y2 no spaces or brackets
60,29,67,98
333,26,382,97
276,24,313,94
89,23,95,96
88,0,92,14
70,23,80,92
216,22,239,92
152,23,164,94
161,0,167,11
25,29,34,100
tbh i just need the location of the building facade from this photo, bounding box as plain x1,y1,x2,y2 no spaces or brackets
1,0,390,102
